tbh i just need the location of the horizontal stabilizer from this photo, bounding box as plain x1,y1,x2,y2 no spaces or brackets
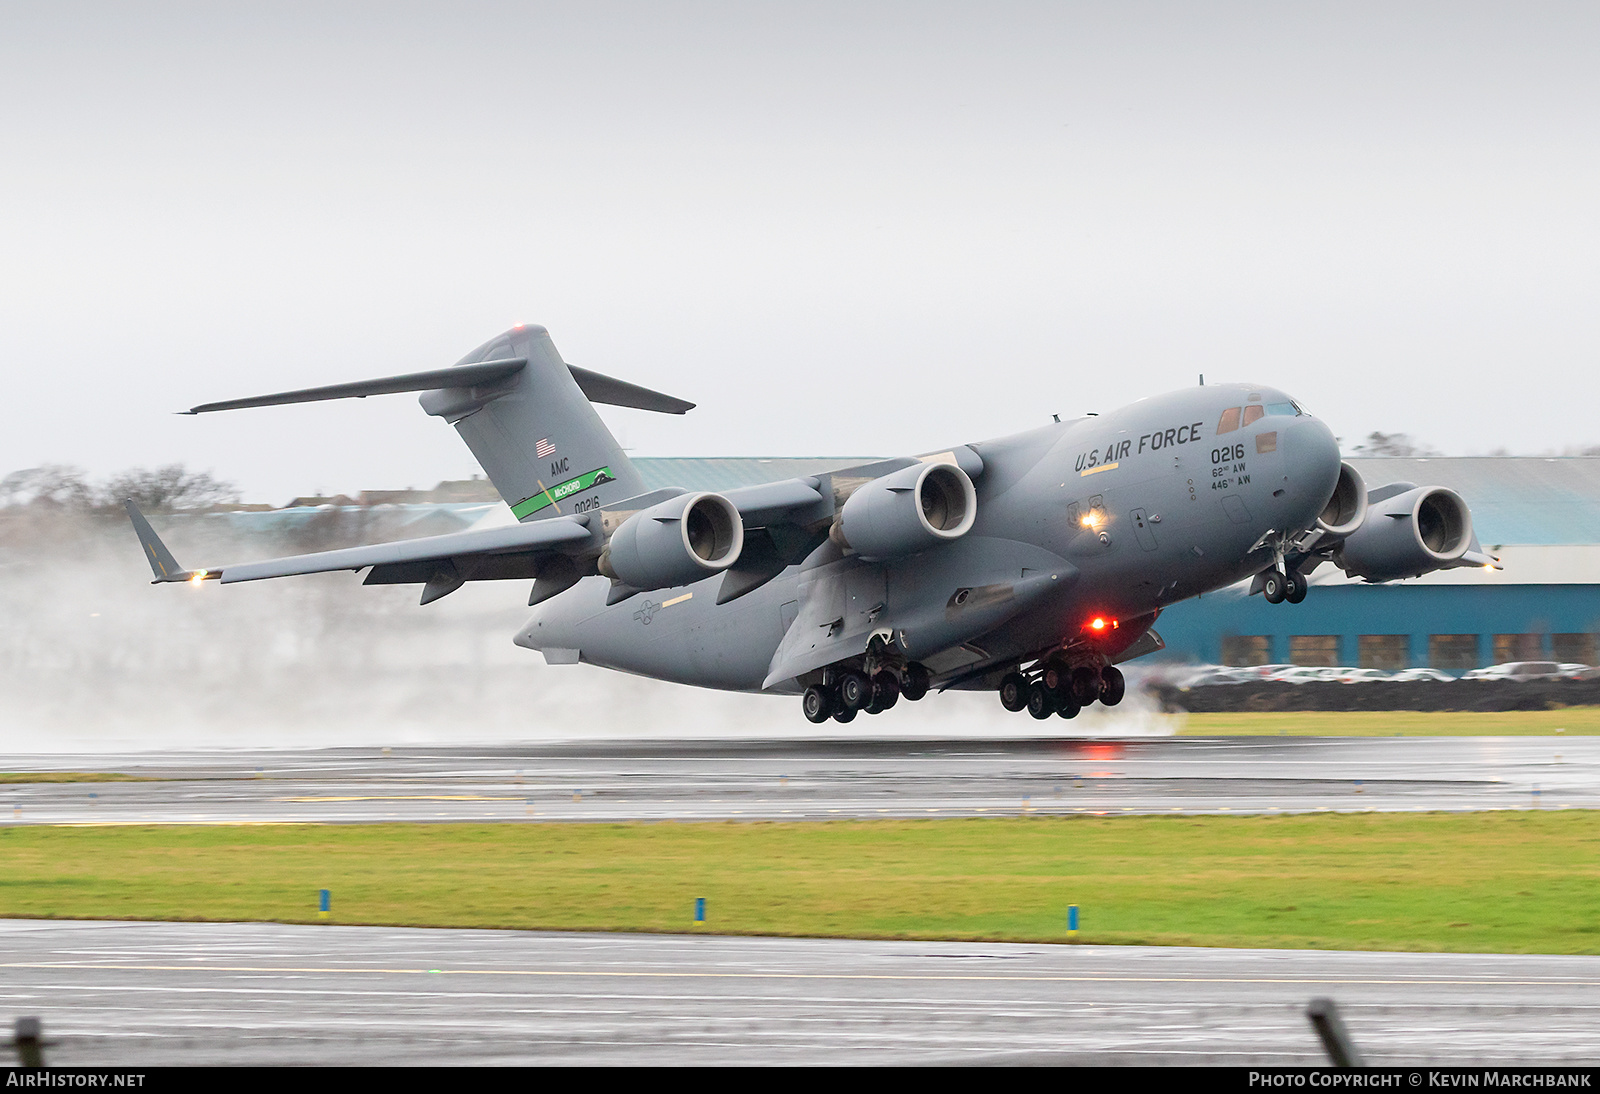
185,360,694,417
185,358,528,414
568,366,695,415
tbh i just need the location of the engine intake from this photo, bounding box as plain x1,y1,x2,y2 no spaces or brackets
1336,486,1472,582
602,491,743,591
833,462,977,561
1316,462,1368,537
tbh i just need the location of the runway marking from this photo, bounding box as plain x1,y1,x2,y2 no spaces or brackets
5,962,1598,987
278,796,521,802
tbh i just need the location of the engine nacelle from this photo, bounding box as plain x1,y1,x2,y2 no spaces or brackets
833,462,977,561
1316,461,1368,537
601,491,743,591
1336,486,1472,582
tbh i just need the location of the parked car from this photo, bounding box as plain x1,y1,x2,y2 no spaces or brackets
1268,666,1341,684
1332,668,1394,684
1180,666,1262,687
1388,668,1456,683
1461,661,1566,682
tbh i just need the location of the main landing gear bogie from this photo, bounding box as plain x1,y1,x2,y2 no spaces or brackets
1000,661,1124,718
802,662,931,723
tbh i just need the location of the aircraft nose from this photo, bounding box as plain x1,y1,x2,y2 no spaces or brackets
1278,414,1342,504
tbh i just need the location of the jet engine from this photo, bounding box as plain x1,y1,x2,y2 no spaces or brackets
1316,462,1368,537
832,462,977,561
601,491,744,591
1335,486,1473,582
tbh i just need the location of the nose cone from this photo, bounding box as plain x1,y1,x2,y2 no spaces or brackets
1280,415,1342,521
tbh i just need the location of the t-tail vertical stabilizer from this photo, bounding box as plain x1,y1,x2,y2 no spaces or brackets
183,324,695,521
420,326,648,521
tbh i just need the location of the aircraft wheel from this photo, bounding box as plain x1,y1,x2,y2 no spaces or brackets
802,686,833,724
998,672,1029,712
1056,692,1081,719
865,676,898,715
832,705,857,724
1070,666,1101,707
1284,571,1308,604
901,663,931,701
838,671,872,711
1041,659,1069,693
1026,681,1057,719
1262,570,1287,604
1099,665,1125,706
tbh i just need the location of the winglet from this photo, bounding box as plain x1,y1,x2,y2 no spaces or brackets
124,500,209,583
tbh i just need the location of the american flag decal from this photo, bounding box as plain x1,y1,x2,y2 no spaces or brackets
535,438,556,458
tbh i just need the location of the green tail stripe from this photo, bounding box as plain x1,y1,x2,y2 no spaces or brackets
512,467,614,519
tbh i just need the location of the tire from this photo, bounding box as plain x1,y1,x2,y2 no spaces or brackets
1099,665,1125,706
1262,570,1286,604
1056,693,1081,719
1285,571,1307,604
832,705,857,723
802,685,832,724
999,672,1029,712
1070,666,1100,706
1026,681,1056,719
838,672,871,711
872,672,900,711
900,663,931,701
1042,659,1069,692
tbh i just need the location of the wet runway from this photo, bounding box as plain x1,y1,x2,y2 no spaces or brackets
1,736,1595,824
3,919,1596,1066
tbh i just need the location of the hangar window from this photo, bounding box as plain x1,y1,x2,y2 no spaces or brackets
1430,635,1478,670
1494,633,1543,663
1217,407,1241,434
1221,635,1270,666
1241,404,1265,427
1552,634,1597,665
1290,635,1340,667
1359,635,1408,670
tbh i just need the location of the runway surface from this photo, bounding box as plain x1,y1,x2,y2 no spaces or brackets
1,736,1595,824
2,919,1596,1066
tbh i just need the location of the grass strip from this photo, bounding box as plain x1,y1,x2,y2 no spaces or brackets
1,812,1597,953
0,773,154,784
1172,708,1600,736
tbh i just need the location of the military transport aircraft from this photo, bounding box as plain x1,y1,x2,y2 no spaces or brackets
127,324,1499,723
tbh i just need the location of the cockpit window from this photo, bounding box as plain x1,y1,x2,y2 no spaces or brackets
1265,401,1299,417
1217,407,1241,434
1241,404,1264,426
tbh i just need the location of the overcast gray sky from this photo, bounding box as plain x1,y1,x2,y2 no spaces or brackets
4,2,1598,503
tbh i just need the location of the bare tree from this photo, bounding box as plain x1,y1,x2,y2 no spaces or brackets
0,465,94,509
97,465,238,513
1349,431,1442,458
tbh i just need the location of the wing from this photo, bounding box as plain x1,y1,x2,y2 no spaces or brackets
125,500,596,604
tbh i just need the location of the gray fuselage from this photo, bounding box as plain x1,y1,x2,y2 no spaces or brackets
515,383,1342,693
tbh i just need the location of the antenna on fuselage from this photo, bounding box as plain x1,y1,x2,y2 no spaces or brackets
1199,373,1205,386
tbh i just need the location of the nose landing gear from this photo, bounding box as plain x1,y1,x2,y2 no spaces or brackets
1262,568,1308,605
